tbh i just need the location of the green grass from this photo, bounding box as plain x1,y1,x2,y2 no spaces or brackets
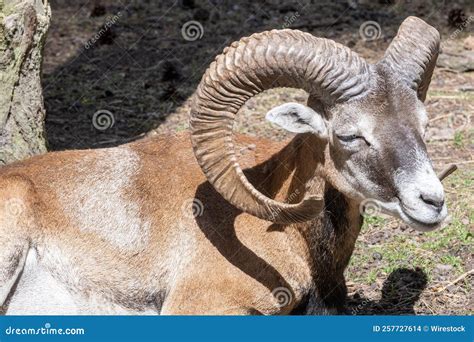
453,131,465,148
362,215,386,227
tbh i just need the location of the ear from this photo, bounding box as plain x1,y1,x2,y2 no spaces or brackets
265,102,328,138
381,16,440,102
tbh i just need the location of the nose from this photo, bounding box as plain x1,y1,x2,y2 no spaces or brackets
420,191,445,212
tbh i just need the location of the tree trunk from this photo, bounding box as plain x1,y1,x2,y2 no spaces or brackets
0,0,51,165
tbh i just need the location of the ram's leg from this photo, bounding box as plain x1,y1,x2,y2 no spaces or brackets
160,281,255,315
161,299,253,315
0,177,35,313
0,238,29,312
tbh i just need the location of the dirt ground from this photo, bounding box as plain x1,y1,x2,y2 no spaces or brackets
42,0,473,314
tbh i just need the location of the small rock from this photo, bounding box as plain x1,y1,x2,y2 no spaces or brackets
435,264,453,273
464,36,474,51
437,50,474,72
426,127,455,141
459,86,474,92
372,252,383,261
446,285,456,293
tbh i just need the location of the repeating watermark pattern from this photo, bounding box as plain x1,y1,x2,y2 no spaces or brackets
181,198,204,218
359,198,381,217
181,21,204,41
92,109,115,131
446,15,473,43
359,21,382,42
4,197,37,230
272,287,293,308
4,198,26,218
84,12,123,49
351,296,370,315
267,188,301,222
282,12,300,29
452,113,470,130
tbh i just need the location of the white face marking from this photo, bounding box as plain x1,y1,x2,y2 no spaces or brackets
415,101,429,136
56,147,150,250
356,115,377,147
330,100,447,231
375,148,447,231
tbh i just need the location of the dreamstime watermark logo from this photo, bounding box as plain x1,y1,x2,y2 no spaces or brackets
351,297,371,315
282,12,300,29
272,287,293,308
359,21,382,42
359,198,381,217
92,109,115,131
446,15,474,42
452,113,470,130
4,322,85,336
84,11,122,49
181,198,204,218
4,197,37,230
181,21,204,41
267,188,302,222
4,198,26,217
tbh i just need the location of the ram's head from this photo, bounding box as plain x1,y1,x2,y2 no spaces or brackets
191,17,446,231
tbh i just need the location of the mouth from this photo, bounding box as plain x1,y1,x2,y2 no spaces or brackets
370,199,448,232
359,164,456,232
398,208,446,231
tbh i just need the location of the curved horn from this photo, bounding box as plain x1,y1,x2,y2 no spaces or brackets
381,16,440,101
190,29,372,224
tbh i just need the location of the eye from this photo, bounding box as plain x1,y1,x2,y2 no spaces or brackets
336,134,371,147
337,134,361,142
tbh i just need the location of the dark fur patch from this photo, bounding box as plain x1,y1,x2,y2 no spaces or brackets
302,186,358,313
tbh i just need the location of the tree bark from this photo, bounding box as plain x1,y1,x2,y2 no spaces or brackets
0,0,51,164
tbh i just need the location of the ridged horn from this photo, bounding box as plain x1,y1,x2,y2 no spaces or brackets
190,29,372,224
382,16,440,102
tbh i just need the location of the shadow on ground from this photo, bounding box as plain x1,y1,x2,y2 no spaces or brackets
347,267,428,315
43,0,458,150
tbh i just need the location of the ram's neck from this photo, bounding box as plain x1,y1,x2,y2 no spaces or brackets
314,185,362,275
269,133,363,311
